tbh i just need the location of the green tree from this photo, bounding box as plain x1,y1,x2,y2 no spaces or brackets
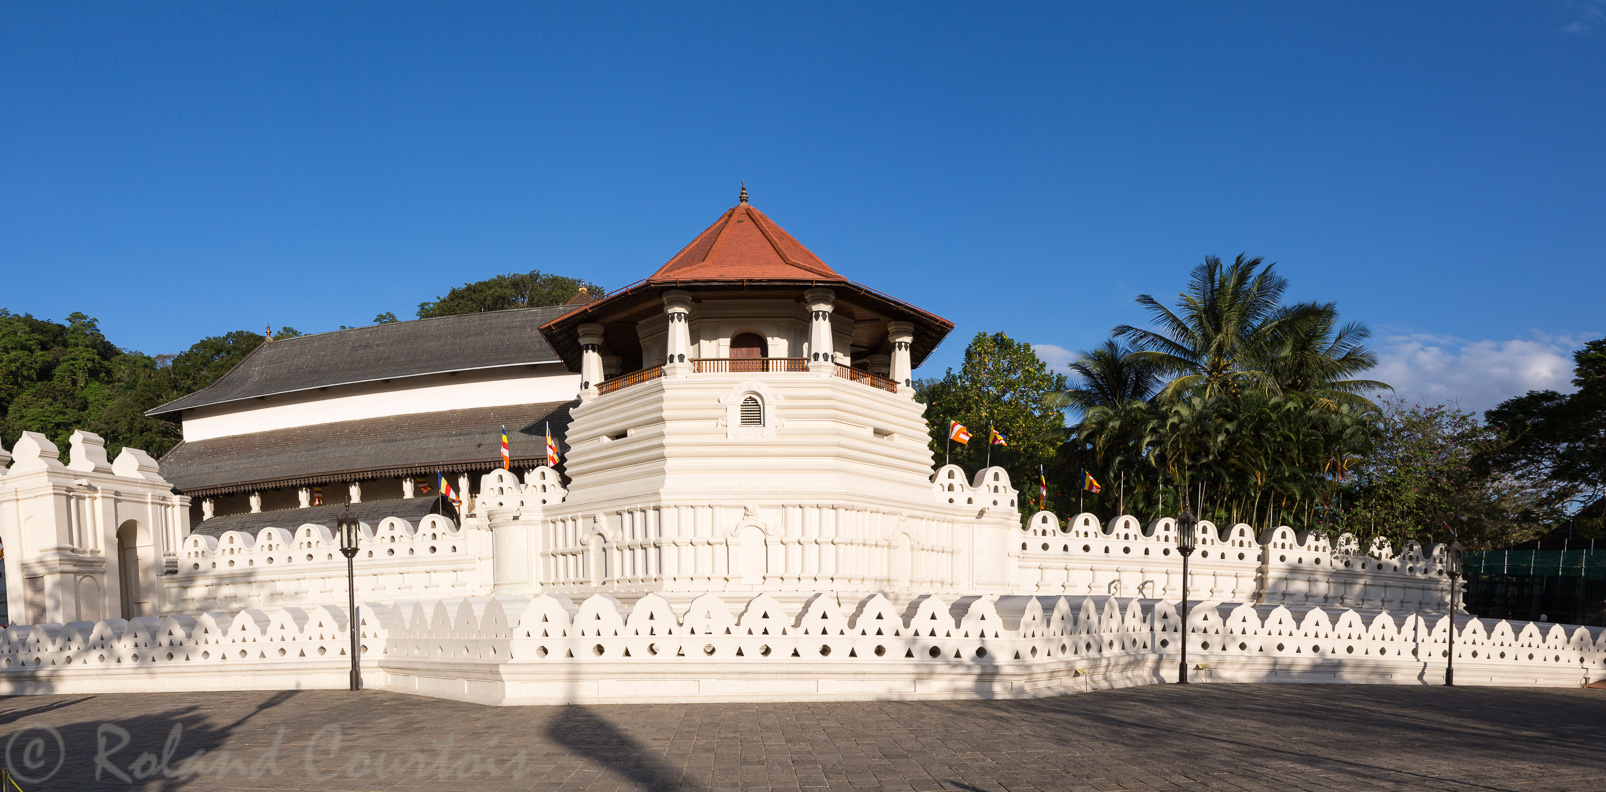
1336,398,1555,551
373,312,400,324
1113,254,1384,408
1482,338,1606,536
416,271,604,318
917,332,1068,503
1051,340,1159,413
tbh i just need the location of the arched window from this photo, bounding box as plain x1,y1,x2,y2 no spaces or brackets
739,394,764,426
730,333,767,359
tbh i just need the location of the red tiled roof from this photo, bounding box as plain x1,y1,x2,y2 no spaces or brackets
649,204,844,282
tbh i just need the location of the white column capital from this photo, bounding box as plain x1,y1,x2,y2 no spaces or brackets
888,320,916,393
578,323,606,392
663,290,694,370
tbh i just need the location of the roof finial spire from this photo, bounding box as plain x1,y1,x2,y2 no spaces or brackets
738,181,748,205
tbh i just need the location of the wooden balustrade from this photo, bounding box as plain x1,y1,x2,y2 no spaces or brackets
690,357,808,374
595,359,900,396
596,365,664,395
834,363,899,393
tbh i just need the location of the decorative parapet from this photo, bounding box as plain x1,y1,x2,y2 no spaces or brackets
0,592,1600,703
1018,510,1458,612
164,513,489,613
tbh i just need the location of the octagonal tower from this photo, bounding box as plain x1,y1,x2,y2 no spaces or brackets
524,192,1022,604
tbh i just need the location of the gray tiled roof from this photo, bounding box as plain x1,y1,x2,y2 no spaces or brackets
158,401,575,495
189,496,451,538
149,307,572,416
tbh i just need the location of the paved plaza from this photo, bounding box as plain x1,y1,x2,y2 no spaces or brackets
0,684,1599,791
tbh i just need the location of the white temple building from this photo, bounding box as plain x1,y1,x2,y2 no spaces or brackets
0,191,1600,704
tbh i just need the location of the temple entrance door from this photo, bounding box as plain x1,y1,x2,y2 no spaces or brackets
730,333,767,373
116,521,153,619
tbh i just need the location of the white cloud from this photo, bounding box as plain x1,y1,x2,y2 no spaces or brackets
1033,343,1078,375
1562,0,1606,32
1370,332,1595,415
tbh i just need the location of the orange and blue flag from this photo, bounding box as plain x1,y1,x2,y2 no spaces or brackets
439,473,460,505
989,427,1008,447
1083,470,1102,494
500,425,510,470
948,421,972,444
545,423,561,466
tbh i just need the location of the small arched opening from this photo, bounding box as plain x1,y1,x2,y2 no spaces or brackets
739,394,764,427
729,332,767,359
115,520,155,618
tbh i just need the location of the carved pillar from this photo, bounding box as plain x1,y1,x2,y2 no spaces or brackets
401,477,414,499
663,290,693,371
348,481,362,504
249,492,262,514
867,353,891,378
578,323,605,391
298,487,312,508
601,355,622,379
888,320,915,390
806,287,836,371
202,498,215,521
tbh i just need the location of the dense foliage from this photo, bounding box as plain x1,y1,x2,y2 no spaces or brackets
1480,339,1606,539
917,332,1068,501
1052,255,1388,532
416,271,604,318
0,311,266,458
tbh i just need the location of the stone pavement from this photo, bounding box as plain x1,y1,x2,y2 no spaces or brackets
0,684,1599,791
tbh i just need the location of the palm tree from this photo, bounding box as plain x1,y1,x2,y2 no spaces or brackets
1114,254,1322,401
1263,301,1390,410
1051,340,1160,414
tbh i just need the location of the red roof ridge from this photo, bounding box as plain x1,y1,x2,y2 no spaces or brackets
648,202,845,283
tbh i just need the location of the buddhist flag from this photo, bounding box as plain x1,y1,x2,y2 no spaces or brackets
989,427,1008,447
1038,465,1048,505
439,473,460,505
948,421,972,444
500,425,510,470
311,486,323,506
1083,470,1102,494
545,423,561,466
414,476,432,495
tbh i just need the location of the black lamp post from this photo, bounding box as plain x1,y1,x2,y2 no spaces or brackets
1444,538,1464,687
1175,499,1198,684
337,500,363,692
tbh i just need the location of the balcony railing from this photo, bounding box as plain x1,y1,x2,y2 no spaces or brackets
596,365,664,395
834,363,900,393
594,359,901,397
690,357,808,374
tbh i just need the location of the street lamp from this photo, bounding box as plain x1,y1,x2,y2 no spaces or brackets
1175,498,1198,684
1444,538,1464,687
337,500,363,692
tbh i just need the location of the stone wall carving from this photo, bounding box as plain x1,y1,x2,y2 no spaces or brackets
1,592,1599,703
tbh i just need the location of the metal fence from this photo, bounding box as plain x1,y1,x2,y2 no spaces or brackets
1464,549,1606,627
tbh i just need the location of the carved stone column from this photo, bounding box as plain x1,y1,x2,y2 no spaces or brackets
578,323,605,391
806,287,836,371
888,320,915,391
663,290,693,372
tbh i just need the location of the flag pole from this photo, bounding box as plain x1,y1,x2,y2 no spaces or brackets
1079,468,1084,515
985,427,992,468
1119,471,1125,517
945,428,951,467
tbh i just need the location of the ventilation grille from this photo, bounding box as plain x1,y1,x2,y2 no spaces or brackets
739,395,763,427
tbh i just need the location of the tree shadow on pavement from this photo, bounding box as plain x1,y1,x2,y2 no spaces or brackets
545,703,707,792
1,690,300,792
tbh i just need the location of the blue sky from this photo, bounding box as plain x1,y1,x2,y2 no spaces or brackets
3,2,1602,413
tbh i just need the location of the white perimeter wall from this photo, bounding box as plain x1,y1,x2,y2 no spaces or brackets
181,365,580,441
